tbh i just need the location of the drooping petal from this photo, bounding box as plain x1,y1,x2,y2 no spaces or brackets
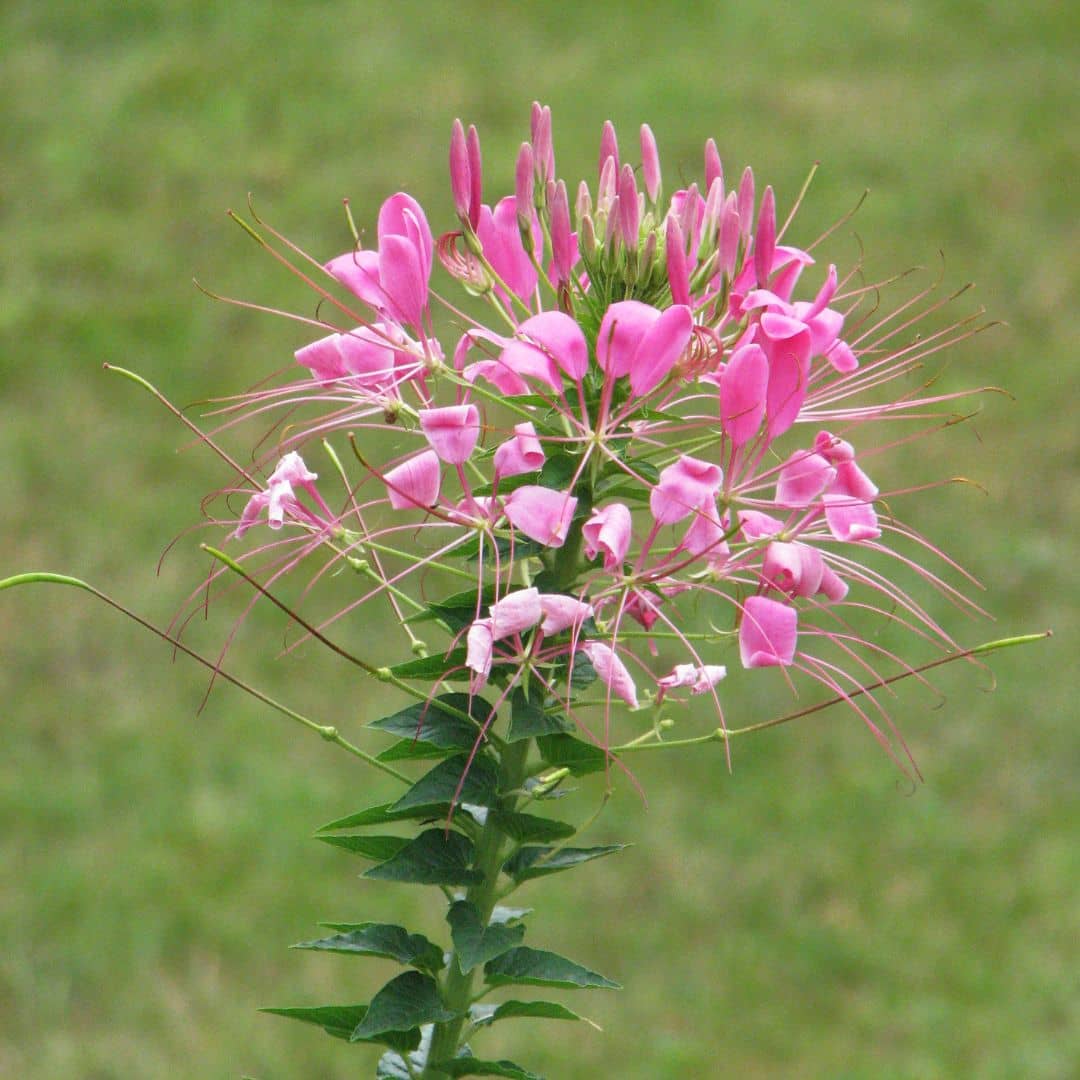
466,618,494,680
823,494,881,542
489,587,542,639
476,197,538,304
539,594,594,635
504,486,578,548
582,503,633,571
763,541,824,598
581,641,638,708
679,499,729,563
739,595,798,668
325,248,384,310
650,455,723,526
519,311,588,381
419,404,480,464
384,449,441,510
657,663,727,695
493,422,545,478
494,340,561,391
761,312,812,439
775,451,837,508
719,342,768,446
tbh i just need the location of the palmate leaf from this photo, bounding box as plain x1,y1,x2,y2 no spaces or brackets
391,753,500,813
364,829,483,886
292,923,445,974
503,844,627,884
352,971,456,1042
427,1056,544,1079
407,586,498,632
483,947,620,990
446,900,526,974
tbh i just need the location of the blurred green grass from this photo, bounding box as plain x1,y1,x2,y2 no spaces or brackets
1,1,1076,1076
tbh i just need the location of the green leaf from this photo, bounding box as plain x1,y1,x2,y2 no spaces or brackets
318,802,454,832
376,740,453,763
391,754,500,813
260,1004,368,1042
292,923,445,974
364,829,483,886
369,694,493,749
426,1056,544,1079
503,844,627,883
446,901,526,974
388,647,469,681
407,587,498,632
488,811,576,844
506,688,572,742
484,947,620,991
317,834,409,861
535,733,609,776
567,652,598,690
351,971,456,1041
469,999,583,1026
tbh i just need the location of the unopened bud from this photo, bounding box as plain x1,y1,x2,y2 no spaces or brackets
576,179,592,224
754,185,776,287
737,166,755,240
466,124,483,230
599,119,619,177
449,119,471,225
551,179,572,281
515,142,535,230
618,163,640,249
704,137,724,195
719,191,740,275
640,123,661,203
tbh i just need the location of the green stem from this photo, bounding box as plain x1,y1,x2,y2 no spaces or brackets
422,738,531,1077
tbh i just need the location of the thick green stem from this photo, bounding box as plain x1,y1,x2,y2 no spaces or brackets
422,738,531,1076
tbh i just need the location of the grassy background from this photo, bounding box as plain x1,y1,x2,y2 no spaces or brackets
2,1,1076,1076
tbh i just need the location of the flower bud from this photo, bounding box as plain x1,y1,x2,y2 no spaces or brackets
640,123,661,203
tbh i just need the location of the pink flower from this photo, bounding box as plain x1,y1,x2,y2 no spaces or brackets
539,594,593,635
657,663,727,696
739,595,798,668
489,587,542,639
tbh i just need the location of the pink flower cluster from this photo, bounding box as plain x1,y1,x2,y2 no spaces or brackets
219,104,983,753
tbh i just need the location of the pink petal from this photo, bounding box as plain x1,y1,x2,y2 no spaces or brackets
519,311,588,381
581,641,638,708
650,454,723,526
629,303,694,398
739,595,798,668
665,216,691,307
419,404,480,465
449,119,471,222
476,197,538,304
719,342,768,446
325,248,384,310
493,422,545,478
466,619,493,680
738,509,784,540
657,663,726,695
495,340,561,391
379,234,426,329
504,486,578,548
295,332,349,383
823,494,880,542
377,193,433,278
753,185,776,287
489,587,542,639
582,503,632,570
679,499,729,563
596,300,660,378
763,540,824,598
385,449,441,510
819,563,849,602
761,313,812,439
539,594,594,635
775,451,837,507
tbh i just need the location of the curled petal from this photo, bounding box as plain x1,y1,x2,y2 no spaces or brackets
739,595,797,668
539,594,594,636
679,499,729,564
658,663,727,695
819,563,849,602
519,310,589,381
775,451,837,508
419,404,480,465
583,503,632,570
466,619,494,681
823,494,881,542
738,509,784,540
489,587,542,639
385,449,441,510
650,455,723,526
763,541,824,598
581,641,638,708
504,486,578,548
493,422,545,478
377,192,433,277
